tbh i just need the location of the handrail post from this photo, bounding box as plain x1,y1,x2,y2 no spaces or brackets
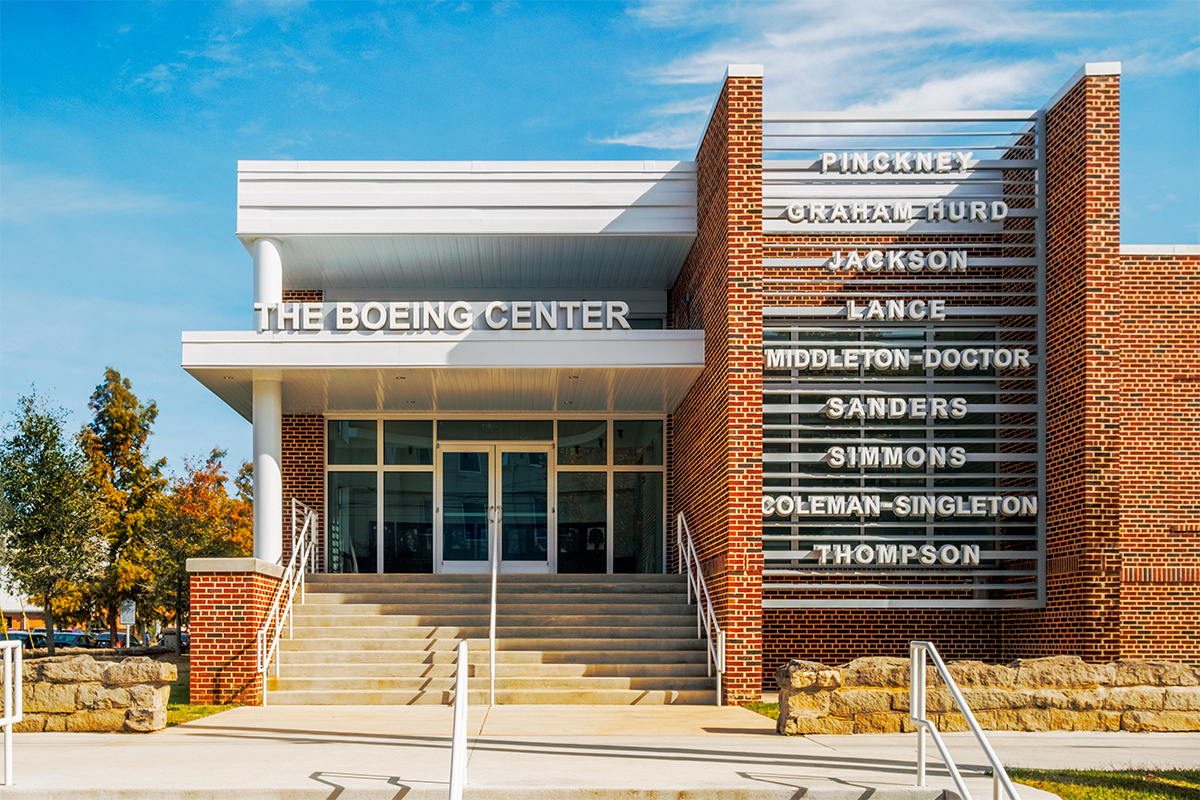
489,505,498,707
911,641,926,787
710,633,720,705
449,641,468,800
2,643,17,786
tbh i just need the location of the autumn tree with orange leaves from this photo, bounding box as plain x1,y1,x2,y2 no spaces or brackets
78,368,167,643
148,448,252,653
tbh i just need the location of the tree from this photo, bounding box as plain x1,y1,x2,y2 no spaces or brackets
78,368,167,643
0,393,108,656
148,449,252,654
235,459,253,504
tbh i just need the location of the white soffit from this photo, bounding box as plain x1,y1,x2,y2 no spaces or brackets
236,161,698,291
182,330,705,418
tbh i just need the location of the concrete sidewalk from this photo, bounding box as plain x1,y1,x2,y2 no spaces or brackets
4,705,1198,799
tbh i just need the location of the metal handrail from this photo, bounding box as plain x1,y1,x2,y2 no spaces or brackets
256,498,319,704
488,504,498,706
1,640,23,785
448,641,468,800
674,513,725,704
910,641,1020,800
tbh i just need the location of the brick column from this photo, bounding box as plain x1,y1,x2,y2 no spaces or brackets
281,414,325,568
187,558,284,705
723,67,765,703
668,65,763,704
1004,65,1123,660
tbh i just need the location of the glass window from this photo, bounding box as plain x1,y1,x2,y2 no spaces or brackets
441,450,491,562
384,420,433,466
613,472,663,573
328,472,377,573
438,419,552,441
557,420,607,466
557,472,607,574
613,420,663,466
328,420,377,465
383,472,433,573
500,452,549,562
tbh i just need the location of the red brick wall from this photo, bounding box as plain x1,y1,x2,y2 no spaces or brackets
1115,253,1200,662
189,567,281,705
1001,73,1124,660
668,71,764,703
282,414,325,569
282,289,324,303
764,609,1002,670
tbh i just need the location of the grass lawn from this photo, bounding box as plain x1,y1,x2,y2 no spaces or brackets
166,674,239,727
742,701,780,720
1009,769,1200,800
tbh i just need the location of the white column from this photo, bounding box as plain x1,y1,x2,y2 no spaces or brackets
252,237,283,325
251,236,284,564
253,377,283,564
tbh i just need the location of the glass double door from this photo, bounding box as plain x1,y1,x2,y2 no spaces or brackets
437,444,552,573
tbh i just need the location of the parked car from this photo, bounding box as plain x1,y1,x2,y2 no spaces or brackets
54,632,98,649
2,631,45,649
93,631,140,648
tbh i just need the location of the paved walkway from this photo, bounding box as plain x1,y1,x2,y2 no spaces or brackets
5,705,1198,799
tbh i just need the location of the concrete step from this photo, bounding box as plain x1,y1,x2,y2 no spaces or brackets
287,625,698,639
269,675,717,693
294,598,696,610
277,648,709,665
274,662,711,679
288,613,698,627
304,581,688,593
304,573,686,585
279,636,708,652
263,687,718,705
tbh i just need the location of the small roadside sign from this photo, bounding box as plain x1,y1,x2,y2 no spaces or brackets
119,600,136,627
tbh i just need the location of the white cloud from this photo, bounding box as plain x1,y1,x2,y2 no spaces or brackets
0,165,178,223
651,96,714,116
129,62,183,93
1124,45,1200,78
609,0,1142,151
844,62,1053,113
590,122,701,150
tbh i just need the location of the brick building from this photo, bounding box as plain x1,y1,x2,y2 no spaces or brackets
185,62,1199,706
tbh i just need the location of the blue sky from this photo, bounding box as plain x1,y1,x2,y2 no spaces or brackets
1,0,1198,474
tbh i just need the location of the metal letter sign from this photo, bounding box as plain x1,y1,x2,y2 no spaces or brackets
759,111,1046,608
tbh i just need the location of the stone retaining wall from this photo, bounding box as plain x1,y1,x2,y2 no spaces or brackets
776,655,1200,735
16,655,177,733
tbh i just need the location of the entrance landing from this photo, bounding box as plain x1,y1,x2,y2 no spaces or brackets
13,704,1193,798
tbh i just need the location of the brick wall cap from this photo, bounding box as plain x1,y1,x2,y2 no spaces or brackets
1045,61,1121,110
726,64,764,78
186,557,285,578
1120,244,1200,256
